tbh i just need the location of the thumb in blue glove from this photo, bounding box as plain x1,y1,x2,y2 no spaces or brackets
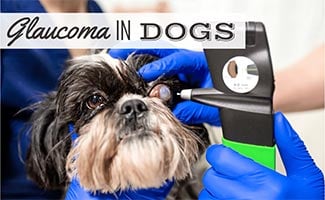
199,112,324,199
173,101,220,126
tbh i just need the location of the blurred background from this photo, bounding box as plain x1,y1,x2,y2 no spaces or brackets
96,0,324,173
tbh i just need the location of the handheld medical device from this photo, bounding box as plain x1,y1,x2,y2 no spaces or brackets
180,22,275,169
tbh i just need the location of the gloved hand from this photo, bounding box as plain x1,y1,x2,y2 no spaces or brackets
65,124,174,200
109,49,220,126
199,112,324,199
65,178,174,200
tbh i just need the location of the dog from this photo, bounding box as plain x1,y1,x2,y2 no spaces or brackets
25,51,208,195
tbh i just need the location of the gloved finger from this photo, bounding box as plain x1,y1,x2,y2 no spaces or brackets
202,168,248,199
66,178,173,200
108,49,179,59
206,145,264,177
65,179,110,200
128,179,174,200
139,50,207,81
65,179,82,200
172,101,220,126
274,112,322,177
198,189,215,200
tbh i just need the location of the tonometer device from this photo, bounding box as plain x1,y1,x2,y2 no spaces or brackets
180,22,275,169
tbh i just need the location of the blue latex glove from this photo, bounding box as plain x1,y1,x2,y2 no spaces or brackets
65,124,174,200
199,112,324,199
109,49,220,126
65,178,174,200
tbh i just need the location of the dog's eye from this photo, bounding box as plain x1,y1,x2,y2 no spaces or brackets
86,95,105,109
149,84,171,102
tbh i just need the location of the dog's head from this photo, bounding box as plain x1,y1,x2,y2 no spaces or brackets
26,52,206,193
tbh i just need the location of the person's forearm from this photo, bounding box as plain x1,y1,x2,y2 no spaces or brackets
40,0,87,12
274,45,324,112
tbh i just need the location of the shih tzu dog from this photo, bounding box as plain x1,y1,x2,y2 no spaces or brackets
25,51,208,195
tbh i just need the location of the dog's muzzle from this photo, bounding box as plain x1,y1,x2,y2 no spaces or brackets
119,99,148,129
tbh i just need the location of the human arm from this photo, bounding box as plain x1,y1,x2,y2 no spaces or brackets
274,45,324,112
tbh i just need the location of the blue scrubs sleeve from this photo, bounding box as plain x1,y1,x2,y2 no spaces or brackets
1,0,102,199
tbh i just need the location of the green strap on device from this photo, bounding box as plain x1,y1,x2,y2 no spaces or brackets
222,137,276,169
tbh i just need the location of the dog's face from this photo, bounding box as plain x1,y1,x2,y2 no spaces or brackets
26,52,204,193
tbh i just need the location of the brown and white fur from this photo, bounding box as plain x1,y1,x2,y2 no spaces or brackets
26,51,207,194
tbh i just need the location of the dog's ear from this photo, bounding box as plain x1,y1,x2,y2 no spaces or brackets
26,92,70,190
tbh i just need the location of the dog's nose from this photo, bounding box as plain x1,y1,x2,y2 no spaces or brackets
119,99,148,118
